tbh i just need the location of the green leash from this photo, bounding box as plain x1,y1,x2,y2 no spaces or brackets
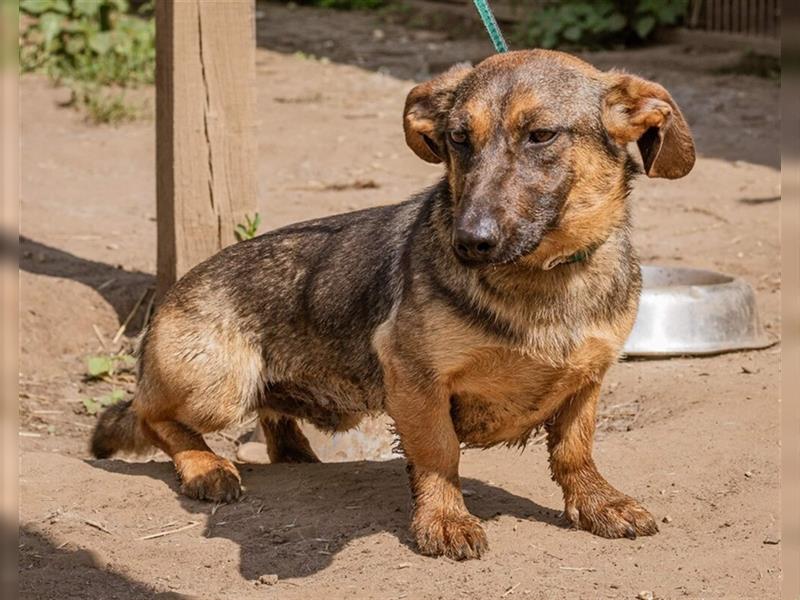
472,0,509,53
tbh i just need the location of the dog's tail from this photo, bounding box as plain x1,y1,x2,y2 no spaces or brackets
90,399,153,459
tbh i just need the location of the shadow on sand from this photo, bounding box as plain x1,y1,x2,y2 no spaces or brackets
19,526,191,600
90,457,565,581
19,236,154,329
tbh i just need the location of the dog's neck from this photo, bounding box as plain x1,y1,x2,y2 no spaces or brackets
540,238,607,270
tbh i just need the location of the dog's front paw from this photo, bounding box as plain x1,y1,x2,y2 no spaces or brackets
566,493,658,539
179,456,242,503
413,510,488,560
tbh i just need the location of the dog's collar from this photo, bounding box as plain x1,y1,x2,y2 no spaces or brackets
542,240,604,270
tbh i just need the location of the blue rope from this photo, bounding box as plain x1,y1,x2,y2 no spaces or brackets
472,0,509,53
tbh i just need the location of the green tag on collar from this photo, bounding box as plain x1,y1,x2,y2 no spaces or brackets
563,238,605,265
564,248,591,264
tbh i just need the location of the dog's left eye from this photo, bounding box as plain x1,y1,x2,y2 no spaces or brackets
449,131,468,145
528,129,558,145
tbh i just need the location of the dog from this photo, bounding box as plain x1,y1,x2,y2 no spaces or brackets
91,49,694,560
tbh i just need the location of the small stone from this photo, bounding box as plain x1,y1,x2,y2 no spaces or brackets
744,471,753,478
662,515,673,524
763,535,780,545
257,574,279,586
636,592,654,600
236,441,270,465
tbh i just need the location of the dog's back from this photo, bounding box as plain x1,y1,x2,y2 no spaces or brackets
162,196,420,389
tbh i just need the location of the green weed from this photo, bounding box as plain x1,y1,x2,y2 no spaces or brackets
86,352,136,380
514,0,688,49
235,213,262,242
83,388,125,415
20,0,155,122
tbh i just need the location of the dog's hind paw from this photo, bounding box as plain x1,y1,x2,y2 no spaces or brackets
567,494,658,539
413,511,488,560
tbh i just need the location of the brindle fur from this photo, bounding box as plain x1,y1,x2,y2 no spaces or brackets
91,49,695,560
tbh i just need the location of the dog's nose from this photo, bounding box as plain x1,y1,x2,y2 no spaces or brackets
453,218,500,262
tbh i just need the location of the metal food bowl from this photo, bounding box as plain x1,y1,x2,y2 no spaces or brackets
622,265,774,357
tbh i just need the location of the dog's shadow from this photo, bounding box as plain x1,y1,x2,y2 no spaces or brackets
90,458,565,580
20,235,154,326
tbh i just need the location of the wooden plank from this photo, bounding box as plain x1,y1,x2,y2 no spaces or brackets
156,0,258,299
767,0,776,37
689,0,703,28
737,0,743,34
0,4,20,555
742,0,750,35
741,0,747,33
720,0,731,32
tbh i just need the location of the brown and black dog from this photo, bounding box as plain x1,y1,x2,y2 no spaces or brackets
91,49,694,560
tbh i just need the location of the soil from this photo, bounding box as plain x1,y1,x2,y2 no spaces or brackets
19,3,781,599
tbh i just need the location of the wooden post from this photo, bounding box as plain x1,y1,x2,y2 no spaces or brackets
155,0,257,299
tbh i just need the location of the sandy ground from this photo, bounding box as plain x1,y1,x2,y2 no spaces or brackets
19,4,781,599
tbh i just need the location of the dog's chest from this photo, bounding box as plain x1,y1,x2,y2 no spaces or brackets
444,346,569,446
424,316,617,448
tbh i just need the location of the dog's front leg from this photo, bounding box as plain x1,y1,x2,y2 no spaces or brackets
546,382,658,539
384,362,487,560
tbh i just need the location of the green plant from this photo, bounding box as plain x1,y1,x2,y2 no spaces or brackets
19,0,154,122
83,388,125,415
514,0,688,49
66,81,143,124
632,0,687,38
235,213,262,242
86,352,136,379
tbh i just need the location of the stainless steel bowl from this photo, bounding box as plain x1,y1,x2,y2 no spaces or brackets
622,265,774,357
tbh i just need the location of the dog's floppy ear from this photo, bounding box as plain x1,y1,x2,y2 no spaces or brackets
602,73,695,179
403,63,472,164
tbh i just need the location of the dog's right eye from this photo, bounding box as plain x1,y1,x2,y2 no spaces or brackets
528,129,558,145
449,131,468,145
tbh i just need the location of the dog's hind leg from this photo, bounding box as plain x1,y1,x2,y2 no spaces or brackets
258,410,320,464
141,417,242,503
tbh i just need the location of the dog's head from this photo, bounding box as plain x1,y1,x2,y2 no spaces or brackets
403,50,695,267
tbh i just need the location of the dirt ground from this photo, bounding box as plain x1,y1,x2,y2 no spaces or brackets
18,3,781,599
